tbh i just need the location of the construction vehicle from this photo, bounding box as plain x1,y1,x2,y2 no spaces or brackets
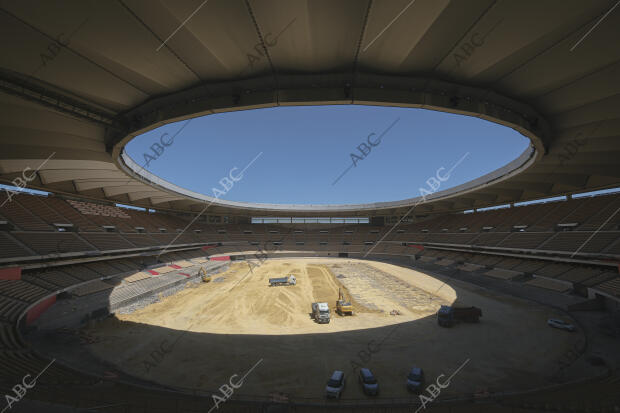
312,302,330,324
437,305,482,327
199,267,211,283
269,275,296,286
336,288,353,315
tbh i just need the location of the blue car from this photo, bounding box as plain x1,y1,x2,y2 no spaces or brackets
325,370,345,399
358,368,379,396
406,367,425,392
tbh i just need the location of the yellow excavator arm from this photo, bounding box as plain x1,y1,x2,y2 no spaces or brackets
336,288,353,315
200,267,211,282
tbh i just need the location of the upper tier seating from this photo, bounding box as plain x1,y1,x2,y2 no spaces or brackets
66,200,131,218
0,193,52,231
0,192,618,262
0,232,32,259
11,232,95,255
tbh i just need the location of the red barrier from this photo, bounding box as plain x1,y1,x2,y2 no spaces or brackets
408,244,425,251
147,270,160,275
210,256,230,261
26,295,56,324
0,267,22,280
202,245,217,251
169,264,182,269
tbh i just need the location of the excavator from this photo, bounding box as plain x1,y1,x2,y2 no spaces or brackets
336,288,353,316
199,266,211,283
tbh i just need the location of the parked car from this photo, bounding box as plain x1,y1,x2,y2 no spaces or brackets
406,366,425,392
325,370,345,399
358,368,379,396
547,318,575,332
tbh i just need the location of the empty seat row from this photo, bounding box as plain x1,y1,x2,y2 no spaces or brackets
0,280,50,303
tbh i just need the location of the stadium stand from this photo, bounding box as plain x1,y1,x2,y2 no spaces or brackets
0,194,52,231
0,232,32,259
0,188,618,413
11,231,95,255
3,190,620,256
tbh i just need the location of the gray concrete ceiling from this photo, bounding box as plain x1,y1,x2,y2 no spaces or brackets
1,0,619,217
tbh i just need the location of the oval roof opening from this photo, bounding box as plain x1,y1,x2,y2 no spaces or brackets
124,105,530,206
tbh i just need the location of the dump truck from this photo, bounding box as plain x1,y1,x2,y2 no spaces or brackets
269,275,296,286
336,288,353,315
312,302,330,324
199,267,211,283
437,305,482,327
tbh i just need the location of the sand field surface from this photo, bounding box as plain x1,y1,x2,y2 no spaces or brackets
84,258,581,401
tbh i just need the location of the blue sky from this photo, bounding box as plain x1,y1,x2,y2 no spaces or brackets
125,105,531,205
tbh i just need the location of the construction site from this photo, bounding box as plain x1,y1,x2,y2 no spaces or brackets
43,258,587,402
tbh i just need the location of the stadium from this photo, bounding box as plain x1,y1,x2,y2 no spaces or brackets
1,1,619,412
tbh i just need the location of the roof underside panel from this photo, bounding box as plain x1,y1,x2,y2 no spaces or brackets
0,0,618,217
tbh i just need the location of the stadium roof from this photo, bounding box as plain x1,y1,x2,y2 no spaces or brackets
1,0,619,217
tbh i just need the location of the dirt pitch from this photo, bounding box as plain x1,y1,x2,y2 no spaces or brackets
84,258,582,401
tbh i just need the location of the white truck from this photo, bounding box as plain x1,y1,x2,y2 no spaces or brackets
269,275,296,286
312,302,330,324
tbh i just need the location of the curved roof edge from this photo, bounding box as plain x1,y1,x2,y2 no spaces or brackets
112,75,547,216
119,141,536,214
